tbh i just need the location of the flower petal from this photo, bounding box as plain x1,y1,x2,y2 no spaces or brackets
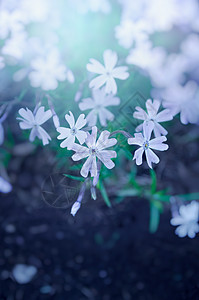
112,66,129,79
71,144,89,161
79,98,95,111
60,135,75,149
133,147,144,165
133,106,148,121
80,155,97,178
143,121,154,141
71,201,81,216
153,123,168,137
135,123,143,133
0,176,12,193
75,114,87,129
89,75,107,90
149,136,168,151
19,121,33,130
35,107,52,125
65,111,75,128
37,126,51,146
103,94,120,107
105,77,117,94
156,109,173,122
96,130,117,150
145,148,160,168
57,127,71,139
103,49,117,71
146,99,160,118
128,133,144,146
29,127,38,142
86,110,98,126
99,108,114,127
86,58,105,74
97,150,116,169
76,130,87,144
86,126,97,148
175,225,187,238
18,108,34,124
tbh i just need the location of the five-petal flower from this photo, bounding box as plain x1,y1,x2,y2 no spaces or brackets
134,99,173,137
29,48,70,91
162,81,199,125
128,122,168,168
79,87,120,127
57,111,87,149
87,49,129,94
17,106,52,145
170,201,199,238
71,126,117,178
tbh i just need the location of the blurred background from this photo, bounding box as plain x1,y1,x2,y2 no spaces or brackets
0,0,199,299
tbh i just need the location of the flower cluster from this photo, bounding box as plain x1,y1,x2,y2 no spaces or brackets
12,47,197,220
0,2,198,243
116,0,199,125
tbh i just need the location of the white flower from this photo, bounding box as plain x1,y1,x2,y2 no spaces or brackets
149,54,187,89
57,111,87,149
87,49,129,95
145,0,179,31
134,99,173,137
170,201,199,238
29,48,69,90
20,0,50,23
71,126,117,178
181,34,199,71
2,31,28,60
70,201,81,216
126,42,166,71
128,122,168,168
0,176,12,193
17,106,52,146
0,9,26,39
79,87,120,127
162,81,199,125
115,19,150,49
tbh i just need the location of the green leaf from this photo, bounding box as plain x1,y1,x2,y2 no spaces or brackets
69,163,83,170
18,89,27,102
155,192,199,203
149,202,160,233
98,180,111,207
177,193,199,202
153,192,170,202
150,169,157,194
63,174,85,182
115,196,124,204
118,189,140,197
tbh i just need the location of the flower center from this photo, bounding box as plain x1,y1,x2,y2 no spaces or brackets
95,104,102,112
143,141,149,150
70,127,77,135
89,147,97,156
106,71,112,77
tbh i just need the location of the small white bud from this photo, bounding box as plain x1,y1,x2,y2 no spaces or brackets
53,115,60,129
70,201,81,216
91,186,97,200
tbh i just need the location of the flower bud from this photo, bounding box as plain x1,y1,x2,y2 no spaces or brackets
70,201,81,217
